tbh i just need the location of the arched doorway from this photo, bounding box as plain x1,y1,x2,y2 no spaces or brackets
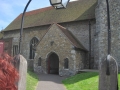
47,52,59,74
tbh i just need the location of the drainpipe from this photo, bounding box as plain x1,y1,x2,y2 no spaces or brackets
89,20,91,69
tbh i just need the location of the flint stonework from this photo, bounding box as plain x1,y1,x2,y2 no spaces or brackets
96,0,120,71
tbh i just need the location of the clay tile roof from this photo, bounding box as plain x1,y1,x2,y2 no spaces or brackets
4,0,97,31
56,23,87,51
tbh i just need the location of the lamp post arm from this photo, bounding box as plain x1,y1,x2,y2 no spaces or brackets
106,0,111,55
89,20,91,69
19,0,32,54
106,0,111,76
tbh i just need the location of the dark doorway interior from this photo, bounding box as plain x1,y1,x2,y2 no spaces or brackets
47,53,59,74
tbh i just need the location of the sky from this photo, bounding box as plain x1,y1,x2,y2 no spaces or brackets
0,0,77,31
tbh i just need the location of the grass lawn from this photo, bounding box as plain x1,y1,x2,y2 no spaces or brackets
26,70,39,90
62,72,120,90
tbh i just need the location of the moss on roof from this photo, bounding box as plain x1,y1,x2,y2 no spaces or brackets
4,0,97,31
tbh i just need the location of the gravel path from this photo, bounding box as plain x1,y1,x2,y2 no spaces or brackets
36,73,67,90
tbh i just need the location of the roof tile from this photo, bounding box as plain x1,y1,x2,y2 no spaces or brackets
4,0,97,31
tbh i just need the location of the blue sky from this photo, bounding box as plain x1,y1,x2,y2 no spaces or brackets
0,0,77,31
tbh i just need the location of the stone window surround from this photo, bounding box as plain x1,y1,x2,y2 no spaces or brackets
38,57,42,66
29,37,39,59
64,58,69,69
13,45,19,56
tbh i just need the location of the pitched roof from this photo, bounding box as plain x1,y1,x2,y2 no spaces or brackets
39,23,87,51
56,23,87,51
4,0,97,31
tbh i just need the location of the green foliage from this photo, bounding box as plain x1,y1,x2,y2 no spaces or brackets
118,73,120,90
26,70,39,90
63,72,120,90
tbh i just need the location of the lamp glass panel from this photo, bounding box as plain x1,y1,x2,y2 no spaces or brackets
51,0,61,4
62,0,69,7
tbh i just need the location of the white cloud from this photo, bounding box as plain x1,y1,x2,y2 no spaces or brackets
0,0,26,29
0,1,14,16
0,0,28,16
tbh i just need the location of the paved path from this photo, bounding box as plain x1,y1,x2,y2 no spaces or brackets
36,73,67,90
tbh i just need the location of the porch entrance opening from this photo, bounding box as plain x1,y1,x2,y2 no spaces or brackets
47,53,59,74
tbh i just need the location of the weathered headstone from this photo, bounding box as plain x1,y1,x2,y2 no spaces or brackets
14,54,27,90
99,55,118,90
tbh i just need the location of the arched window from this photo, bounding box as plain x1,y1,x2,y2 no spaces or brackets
13,45,18,56
38,57,41,66
29,37,39,59
64,58,69,69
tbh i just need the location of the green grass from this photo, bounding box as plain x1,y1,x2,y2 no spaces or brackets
62,72,120,90
118,73,120,90
26,70,39,90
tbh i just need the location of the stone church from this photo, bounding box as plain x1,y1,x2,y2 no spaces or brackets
2,0,120,76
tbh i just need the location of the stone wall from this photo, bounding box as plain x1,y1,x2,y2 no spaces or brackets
75,50,87,70
3,25,49,58
110,0,120,70
3,30,20,56
60,19,96,52
27,59,34,71
95,0,120,70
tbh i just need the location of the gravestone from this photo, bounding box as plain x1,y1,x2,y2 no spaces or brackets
99,55,118,90
14,54,27,90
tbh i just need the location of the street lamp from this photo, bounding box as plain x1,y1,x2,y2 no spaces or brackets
50,0,70,9
19,0,32,54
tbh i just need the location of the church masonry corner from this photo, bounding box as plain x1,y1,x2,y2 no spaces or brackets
95,0,120,70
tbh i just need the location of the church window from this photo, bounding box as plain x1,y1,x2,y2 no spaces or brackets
64,58,69,69
38,57,41,66
29,37,39,59
13,45,19,56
